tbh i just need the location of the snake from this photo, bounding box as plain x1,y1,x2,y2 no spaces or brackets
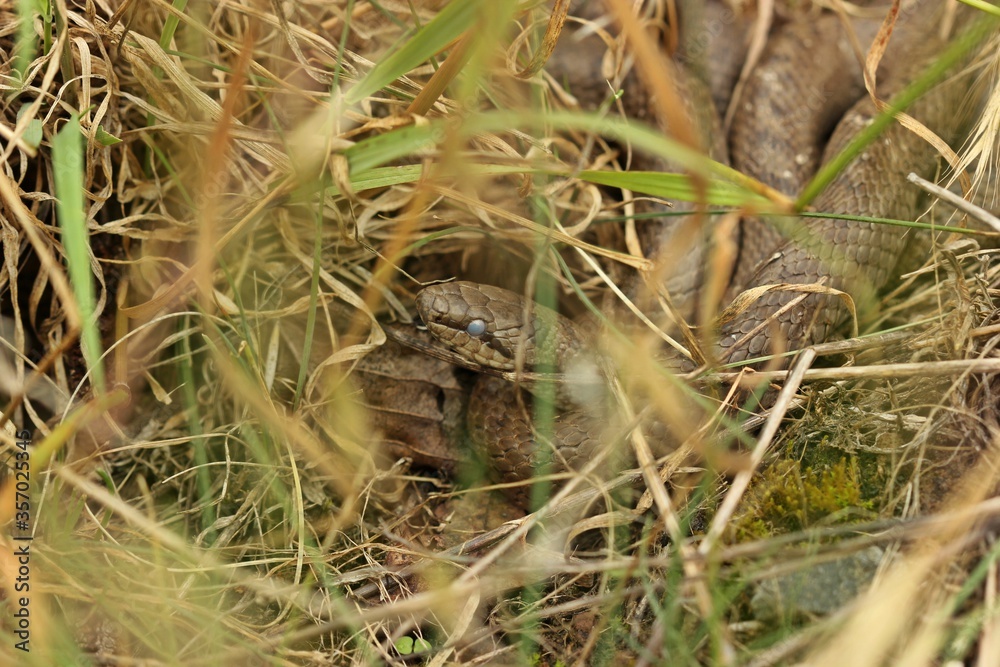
407,2,985,506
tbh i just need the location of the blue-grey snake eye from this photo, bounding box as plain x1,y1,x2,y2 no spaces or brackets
466,319,487,336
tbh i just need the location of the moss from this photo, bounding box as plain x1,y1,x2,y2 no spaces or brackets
803,440,884,495
729,457,872,542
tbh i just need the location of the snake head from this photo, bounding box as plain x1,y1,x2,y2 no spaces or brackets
415,281,580,373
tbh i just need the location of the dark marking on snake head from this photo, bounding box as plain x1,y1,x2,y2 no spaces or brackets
486,335,513,360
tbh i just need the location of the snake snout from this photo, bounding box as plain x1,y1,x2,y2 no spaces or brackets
414,286,447,326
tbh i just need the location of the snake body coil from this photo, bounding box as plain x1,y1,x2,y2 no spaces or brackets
412,3,983,505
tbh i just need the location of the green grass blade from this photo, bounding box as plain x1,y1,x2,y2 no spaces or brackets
14,0,40,78
53,115,105,390
344,0,478,105
327,161,770,209
578,170,772,207
959,0,1000,17
342,122,440,173
339,109,773,209
160,0,189,51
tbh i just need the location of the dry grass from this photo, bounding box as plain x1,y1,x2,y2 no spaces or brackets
1,1,1000,665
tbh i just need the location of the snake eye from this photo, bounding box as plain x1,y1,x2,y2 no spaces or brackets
466,319,487,337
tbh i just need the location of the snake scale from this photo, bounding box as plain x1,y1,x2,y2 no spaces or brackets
408,1,984,506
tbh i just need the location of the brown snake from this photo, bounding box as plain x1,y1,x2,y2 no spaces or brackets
408,2,988,505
